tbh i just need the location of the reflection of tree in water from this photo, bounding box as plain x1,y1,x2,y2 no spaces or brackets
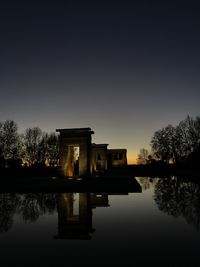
17,193,57,222
17,194,41,222
0,193,20,232
0,193,57,232
154,177,200,230
136,177,159,190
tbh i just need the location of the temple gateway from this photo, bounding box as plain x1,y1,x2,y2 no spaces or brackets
56,128,127,177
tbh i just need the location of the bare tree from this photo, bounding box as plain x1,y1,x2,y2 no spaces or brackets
178,115,200,157
150,115,200,164
151,125,179,163
151,127,171,163
45,133,59,166
0,122,4,164
23,127,42,166
0,120,21,163
38,132,59,166
137,148,149,164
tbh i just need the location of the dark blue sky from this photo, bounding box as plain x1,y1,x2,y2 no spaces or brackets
1,0,200,162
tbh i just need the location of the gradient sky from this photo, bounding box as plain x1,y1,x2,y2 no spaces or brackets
1,0,200,163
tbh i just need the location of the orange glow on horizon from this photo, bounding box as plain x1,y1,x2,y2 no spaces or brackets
127,156,137,165
128,160,137,165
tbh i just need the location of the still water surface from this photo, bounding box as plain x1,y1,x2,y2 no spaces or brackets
0,177,199,266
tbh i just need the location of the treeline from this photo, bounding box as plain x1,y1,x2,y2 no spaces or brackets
0,120,59,168
137,115,200,167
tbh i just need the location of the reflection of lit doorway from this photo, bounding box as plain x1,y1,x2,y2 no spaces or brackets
73,193,79,216
55,193,94,240
66,145,80,177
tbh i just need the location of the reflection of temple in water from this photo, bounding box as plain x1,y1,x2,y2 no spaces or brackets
91,193,109,208
55,193,95,240
54,192,131,240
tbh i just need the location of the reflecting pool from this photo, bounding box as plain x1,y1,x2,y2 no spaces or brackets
0,177,200,266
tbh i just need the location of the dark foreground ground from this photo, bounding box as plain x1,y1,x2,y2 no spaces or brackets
0,176,142,193
0,164,199,192
0,166,142,193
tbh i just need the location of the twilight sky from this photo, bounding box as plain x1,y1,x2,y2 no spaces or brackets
1,0,200,163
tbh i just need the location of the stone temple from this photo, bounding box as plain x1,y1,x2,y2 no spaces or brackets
56,128,127,178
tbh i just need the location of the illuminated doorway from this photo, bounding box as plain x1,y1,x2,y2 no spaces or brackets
66,145,80,177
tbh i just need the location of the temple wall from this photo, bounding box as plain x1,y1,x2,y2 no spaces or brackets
56,128,94,178
107,149,127,168
91,144,108,173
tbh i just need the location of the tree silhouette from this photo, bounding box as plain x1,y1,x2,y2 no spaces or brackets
22,127,43,166
38,132,59,166
0,120,58,168
150,115,200,166
22,128,59,167
137,148,149,164
0,120,22,166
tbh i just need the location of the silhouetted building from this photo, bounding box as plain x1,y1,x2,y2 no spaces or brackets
107,149,127,168
56,128,94,177
56,128,127,177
